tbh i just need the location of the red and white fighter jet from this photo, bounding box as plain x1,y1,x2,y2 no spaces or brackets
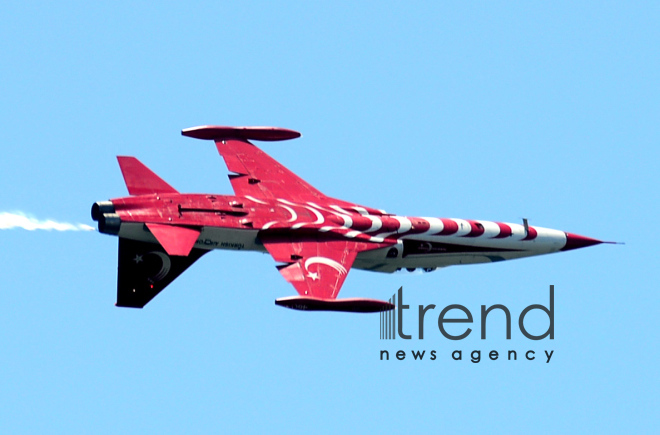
92,126,608,312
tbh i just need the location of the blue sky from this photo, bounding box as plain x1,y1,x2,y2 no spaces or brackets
1,1,658,433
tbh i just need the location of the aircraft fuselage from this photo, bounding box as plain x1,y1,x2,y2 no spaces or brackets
95,192,594,274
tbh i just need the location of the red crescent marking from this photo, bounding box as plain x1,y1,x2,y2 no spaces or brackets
435,218,458,235
350,216,373,231
493,222,512,238
463,220,485,237
522,226,538,241
409,219,430,234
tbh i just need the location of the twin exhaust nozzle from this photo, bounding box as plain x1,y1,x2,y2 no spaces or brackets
91,201,120,235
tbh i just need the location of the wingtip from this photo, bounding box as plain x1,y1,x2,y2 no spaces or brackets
181,125,301,141
275,296,395,313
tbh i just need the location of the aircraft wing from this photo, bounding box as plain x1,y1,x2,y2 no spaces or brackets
261,235,393,312
182,126,327,203
262,236,357,299
215,139,328,202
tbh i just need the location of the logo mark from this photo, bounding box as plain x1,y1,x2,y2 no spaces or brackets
380,290,397,340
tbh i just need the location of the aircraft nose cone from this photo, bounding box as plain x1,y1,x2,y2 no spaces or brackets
561,232,603,251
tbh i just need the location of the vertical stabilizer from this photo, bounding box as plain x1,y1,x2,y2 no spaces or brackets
117,156,178,196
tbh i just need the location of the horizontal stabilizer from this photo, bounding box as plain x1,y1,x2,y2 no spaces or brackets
275,296,395,313
117,156,178,196
146,223,201,256
182,125,301,142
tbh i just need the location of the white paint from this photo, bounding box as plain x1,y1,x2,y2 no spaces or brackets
280,204,297,222
310,202,352,226
304,256,347,275
340,214,353,228
303,206,324,224
422,217,444,235
329,205,352,215
452,218,472,237
508,223,526,240
479,220,501,237
393,216,412,233
366,216,382,232
262,221,277,230
245,195,268,205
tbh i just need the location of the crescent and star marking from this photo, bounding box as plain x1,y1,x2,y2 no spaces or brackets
147,251,171,283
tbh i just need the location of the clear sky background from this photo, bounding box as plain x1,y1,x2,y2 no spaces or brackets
1,1,658,433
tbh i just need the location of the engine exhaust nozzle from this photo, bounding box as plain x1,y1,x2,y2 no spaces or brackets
98,213,121,235
91,201,115,221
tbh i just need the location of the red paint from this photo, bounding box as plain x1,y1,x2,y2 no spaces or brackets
463,220,485,237
435,218,459,235
263,238,359,300
350,216,374,231
117,156,177,196
561,232,603,251
493,222,512,238
146,223,201,256
522,226,538,241
217,139,326,202
409,219,431,234
379,217,400,233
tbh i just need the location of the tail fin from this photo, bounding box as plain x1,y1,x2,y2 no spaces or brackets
117,156,178,196
116,238,208,308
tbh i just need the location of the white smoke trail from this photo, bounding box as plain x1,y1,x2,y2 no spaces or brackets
0,211,95,232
